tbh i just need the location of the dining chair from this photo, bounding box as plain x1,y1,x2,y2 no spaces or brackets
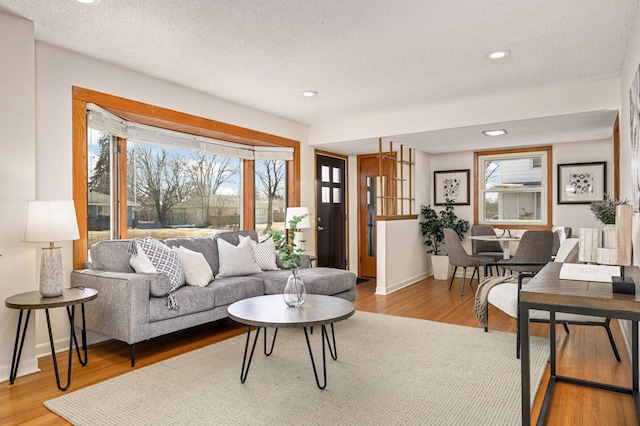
471,225,504,275
497,230,554,274
444,228,494,296
470,225,504,260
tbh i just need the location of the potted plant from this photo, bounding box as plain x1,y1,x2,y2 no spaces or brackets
419,199,470,279
580,194,629,262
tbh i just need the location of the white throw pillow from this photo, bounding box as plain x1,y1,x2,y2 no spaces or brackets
216,237,262,278
173,246,214,287
239,235,279,271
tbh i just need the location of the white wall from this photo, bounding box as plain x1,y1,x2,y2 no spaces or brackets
617,3,640,360
0,13,39,381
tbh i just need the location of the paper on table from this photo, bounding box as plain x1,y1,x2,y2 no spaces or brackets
559,263,622,283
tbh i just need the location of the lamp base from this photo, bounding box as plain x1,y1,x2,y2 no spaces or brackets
40,247,64,297
293,231,305,251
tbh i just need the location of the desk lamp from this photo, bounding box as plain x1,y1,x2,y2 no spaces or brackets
24,201,80,297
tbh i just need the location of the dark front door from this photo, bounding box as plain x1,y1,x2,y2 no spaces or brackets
315,154,347,269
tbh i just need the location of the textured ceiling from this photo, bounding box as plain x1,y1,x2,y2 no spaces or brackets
0,0,636,153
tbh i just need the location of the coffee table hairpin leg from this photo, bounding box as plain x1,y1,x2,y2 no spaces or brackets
239,326,278,383
304,323,339,390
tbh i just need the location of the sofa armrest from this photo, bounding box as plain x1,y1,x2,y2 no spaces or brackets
71,270,151,345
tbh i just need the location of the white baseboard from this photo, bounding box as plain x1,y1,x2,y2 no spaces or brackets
375,273,429,295
0,357,40,383
36,330,109,358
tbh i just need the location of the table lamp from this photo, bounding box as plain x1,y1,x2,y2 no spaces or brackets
24,200,80,297
285,207,311,251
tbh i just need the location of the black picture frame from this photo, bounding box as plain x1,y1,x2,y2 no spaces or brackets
434,169,470,205
557,161,606,204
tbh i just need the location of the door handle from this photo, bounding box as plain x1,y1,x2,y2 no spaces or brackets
317,226,324,231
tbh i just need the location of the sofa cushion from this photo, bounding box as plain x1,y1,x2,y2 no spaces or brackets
89,240,135,273
173,246,214,287
216,237,262,278
261,267,356,296
164,237,219,276
209,275,264,306
149,285,216,322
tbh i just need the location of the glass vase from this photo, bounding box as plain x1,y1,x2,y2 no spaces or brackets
283,268,306,307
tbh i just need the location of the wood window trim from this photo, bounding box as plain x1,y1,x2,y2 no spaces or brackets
473,146,553,230
72,86,300,269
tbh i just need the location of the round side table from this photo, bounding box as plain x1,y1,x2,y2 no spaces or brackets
5,287,98,391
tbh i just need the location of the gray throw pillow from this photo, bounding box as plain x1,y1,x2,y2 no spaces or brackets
216,236,262,278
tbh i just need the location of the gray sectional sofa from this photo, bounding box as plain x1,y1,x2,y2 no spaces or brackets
71,230,356,365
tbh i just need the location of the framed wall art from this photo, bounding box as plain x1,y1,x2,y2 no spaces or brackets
434,169,470,205
557,162,606,204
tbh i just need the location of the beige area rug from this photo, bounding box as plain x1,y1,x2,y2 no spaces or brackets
45,311,548,425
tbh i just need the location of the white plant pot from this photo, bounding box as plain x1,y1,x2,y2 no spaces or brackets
430,255,451,280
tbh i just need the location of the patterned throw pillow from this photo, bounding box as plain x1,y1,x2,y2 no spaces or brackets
128,237,185,309
240,235,279,271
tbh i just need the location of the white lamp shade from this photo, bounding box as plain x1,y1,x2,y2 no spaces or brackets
285,207,311,229
24,200,80,243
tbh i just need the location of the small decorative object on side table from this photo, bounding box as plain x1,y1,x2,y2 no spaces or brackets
5,287,98,391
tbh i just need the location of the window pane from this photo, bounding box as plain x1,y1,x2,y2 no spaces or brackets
333,188,341,203
484,156,543,190
127,142,241,240
484,191,542,221
87,128,113,248
255,159,287,238
321,166,330,182
478,148,549,226
322,186,330,203
333,167,341,183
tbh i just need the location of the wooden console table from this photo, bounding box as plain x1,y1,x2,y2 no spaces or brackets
519,262,640,425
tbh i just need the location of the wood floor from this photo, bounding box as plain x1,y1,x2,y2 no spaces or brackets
1,275,637,425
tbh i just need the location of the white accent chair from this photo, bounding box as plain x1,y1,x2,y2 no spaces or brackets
485,237,620,360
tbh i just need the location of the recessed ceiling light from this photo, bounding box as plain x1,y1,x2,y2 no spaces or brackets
75,0,101,4
302,91,318,97
482,129,508,136
485,50,510,60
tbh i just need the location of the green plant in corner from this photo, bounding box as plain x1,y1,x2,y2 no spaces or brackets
589,194,629,225
419,199,470,255
267,214,309,269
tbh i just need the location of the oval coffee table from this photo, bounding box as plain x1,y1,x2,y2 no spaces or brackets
227,294,354,389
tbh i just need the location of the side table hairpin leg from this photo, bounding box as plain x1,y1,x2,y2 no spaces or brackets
9,310,32,385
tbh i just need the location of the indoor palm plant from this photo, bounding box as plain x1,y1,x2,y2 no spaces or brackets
268,213,309,307
419,199,470,279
